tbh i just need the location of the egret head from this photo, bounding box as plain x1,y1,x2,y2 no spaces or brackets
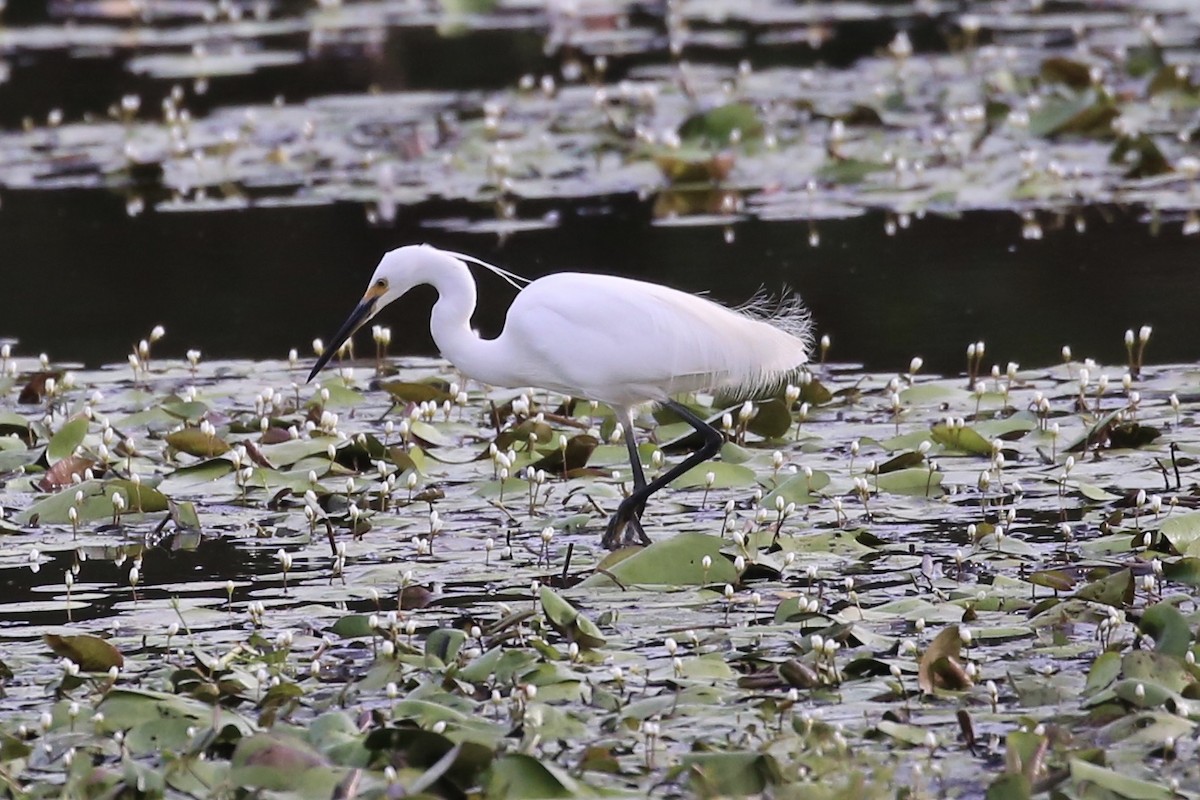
307,245,438,381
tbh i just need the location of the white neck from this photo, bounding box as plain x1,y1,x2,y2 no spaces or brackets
419,254,504,385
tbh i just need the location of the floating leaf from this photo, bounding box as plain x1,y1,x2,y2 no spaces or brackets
986,772,1032,800
1028,90,1118,138
1162,557,1200,586
494,420,552,452
330,614,375,639
18,478,168,524
875,719,933,747
763,469,831,506
681,752,782,797
539,587,606,650
1040,58,1093,88
918,625,971,693
485,754,578,798
0,411,30,434
160,400,210,422
875,467,943,496
671,460,756,489
168,499,202,532
1159,513,1200,556
818,157,890,184
44,633,124,671
1073,569,1133,608
1137,603,1192,659
425,628,467,667
166,427,230,457
746,398,792,439
1029,569,1076,592
38,454,96,491
1072,482,1120,502
930,422,992,455
678,102,763,147
877,451,924,474
46,415,88,464
381,380,453,404
1068,758,1174,800
585,533,737,587
1084,651,1122,696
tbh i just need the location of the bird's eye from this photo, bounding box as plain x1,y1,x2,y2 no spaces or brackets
374,279,387,289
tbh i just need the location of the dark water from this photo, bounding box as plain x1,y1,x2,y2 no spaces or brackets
1,187,1196,374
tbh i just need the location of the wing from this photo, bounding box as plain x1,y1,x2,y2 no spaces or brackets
494,273,809,406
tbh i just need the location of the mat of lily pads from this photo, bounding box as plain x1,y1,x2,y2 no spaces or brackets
0,329,1198,798
2,0,1200,236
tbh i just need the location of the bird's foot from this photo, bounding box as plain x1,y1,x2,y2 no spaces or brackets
601,504,652,549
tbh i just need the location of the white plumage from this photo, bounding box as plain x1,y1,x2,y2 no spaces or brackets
310,244,812,548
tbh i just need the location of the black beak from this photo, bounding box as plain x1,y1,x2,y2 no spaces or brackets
308,298,376,382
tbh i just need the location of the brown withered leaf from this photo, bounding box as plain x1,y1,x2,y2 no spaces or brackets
38,455,96,491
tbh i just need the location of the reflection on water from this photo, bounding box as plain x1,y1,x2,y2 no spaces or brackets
0,187,1193,374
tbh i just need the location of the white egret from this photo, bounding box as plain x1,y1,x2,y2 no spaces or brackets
309,244,811,548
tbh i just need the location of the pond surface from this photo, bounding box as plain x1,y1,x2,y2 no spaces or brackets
2,2,1200,798
1,189,1198,375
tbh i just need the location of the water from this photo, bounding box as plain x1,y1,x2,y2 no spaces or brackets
0,187,1194,374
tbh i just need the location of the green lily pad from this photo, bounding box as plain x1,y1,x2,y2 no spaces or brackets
166,427,231,458
763,469,831,506
46,416,88,464
584,533,737,587
1073,569,1133,608
1138,603,1192,658
672,460,756,489
680,752,782,797
540,587,606,649
930,423,992,456
875,467,944,496
1161,512,1200,556
678,102,763,147
44,633,124,671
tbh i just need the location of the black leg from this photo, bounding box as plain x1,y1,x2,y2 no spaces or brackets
621,408,647,492
601,400,724,549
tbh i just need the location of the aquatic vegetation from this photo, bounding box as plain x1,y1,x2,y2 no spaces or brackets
1,1,1199,796
0,334,1197,796
1,1,1199,237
